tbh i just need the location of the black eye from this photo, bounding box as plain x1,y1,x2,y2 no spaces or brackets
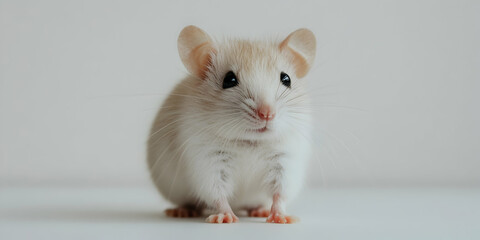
280,72,291,88
223,71,239,89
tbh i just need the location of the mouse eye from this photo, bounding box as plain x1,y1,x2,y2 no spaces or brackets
223,71,239,89
280,72,291,88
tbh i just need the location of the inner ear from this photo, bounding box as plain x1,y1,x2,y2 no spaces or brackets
280,28,316,78
178,25,216,79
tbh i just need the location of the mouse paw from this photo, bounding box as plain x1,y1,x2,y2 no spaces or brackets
266,212,299,224
165,207,200,218
205,212,239,223
248,207,270,217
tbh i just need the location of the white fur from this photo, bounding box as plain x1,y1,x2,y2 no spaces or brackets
147,29,314,215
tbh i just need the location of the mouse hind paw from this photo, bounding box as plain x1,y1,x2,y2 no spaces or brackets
266,213,299,224
248,207,270,217
165,206,201,218
205,212,239,223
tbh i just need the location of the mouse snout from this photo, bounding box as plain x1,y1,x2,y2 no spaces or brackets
257,104,275,121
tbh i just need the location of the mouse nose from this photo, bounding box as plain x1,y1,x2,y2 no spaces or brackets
257,104,275,121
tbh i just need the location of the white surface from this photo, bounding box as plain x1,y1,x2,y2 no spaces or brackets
1,186,479,240
1,0,479,187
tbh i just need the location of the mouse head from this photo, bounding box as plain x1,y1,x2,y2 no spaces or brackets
178,25,316,141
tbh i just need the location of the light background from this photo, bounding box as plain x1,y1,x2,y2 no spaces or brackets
1,0,479,188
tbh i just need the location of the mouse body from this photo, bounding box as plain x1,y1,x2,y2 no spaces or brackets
147,26,316,223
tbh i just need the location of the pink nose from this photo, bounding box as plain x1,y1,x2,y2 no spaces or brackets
257,105,275,121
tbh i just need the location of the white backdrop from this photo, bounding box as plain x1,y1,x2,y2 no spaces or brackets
1,0,479,187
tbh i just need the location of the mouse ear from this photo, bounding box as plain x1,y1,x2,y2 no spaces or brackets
280,28,316,78
178,25,216,79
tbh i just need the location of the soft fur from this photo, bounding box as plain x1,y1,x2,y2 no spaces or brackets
147,26,316,223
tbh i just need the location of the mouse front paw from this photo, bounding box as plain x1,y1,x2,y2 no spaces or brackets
205,212,239,223
266,212,299,224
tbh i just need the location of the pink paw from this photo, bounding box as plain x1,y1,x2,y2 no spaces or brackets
248,208,270,218
205,212,239,223
266,212,299,224
165,207,200,218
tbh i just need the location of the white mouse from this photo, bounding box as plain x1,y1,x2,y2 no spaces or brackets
147,25,316,223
